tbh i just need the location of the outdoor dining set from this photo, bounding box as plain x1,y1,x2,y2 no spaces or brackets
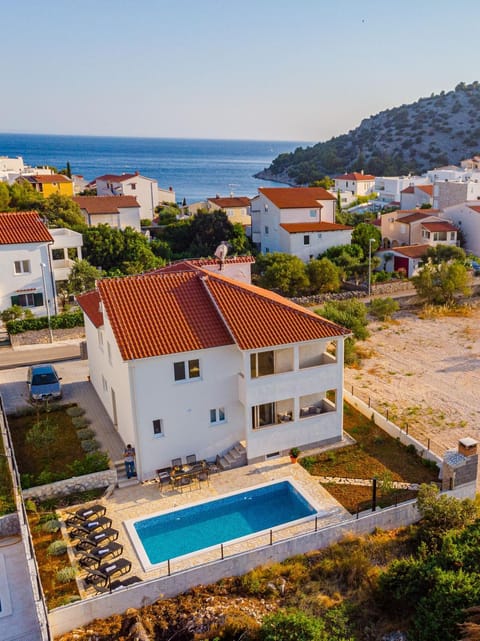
64,503,141,594
156,454,217,492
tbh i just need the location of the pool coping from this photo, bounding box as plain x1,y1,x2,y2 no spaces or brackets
123,477,325,572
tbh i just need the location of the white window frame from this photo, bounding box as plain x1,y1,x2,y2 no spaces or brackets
173,358,201,382
14,260,31,275
210,407,226,425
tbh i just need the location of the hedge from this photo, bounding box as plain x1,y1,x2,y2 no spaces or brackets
6,311,84,335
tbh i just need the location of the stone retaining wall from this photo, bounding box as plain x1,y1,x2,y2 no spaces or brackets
10,327,85,347
0,512,20,536
22,468,116,501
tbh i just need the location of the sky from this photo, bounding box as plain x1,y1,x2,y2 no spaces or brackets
2,0,480,143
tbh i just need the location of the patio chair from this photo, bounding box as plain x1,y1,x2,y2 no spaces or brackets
68,516,113,540
171,457,182,469
73,528,119,552
156,468,172,492
84,558,132,587
186,454,197,465
78,541,123,569
65,504,106,527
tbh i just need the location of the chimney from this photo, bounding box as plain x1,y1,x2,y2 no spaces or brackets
135,171,139,176
458,437,478,457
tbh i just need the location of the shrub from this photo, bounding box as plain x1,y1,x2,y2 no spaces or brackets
47,540,68,556
6,310,84,335
81,439,100,452
369,297,400,321
66,406,85,417
259,609,325,641
72,416,91,429
68,452,110,476
76,428,95,440
56,566,77,584
42,519,62,533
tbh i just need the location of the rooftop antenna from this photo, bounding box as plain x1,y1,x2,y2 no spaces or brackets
214,241,228,270
228,183,239,197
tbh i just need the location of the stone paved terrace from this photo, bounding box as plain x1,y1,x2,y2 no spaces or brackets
65,458,351,597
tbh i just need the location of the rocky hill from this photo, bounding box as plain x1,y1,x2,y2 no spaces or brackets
256,81,480,185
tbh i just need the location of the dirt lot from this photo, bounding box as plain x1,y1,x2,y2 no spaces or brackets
344,301,480,457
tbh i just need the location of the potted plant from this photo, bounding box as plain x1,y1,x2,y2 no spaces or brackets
289,447,300,463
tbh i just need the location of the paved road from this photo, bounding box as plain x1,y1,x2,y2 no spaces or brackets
0,340,81,370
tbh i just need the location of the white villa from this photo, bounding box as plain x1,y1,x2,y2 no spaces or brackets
440,202,480,256
250,187,352,260
0,211,57,316
73,195,142,231
77,259,350,481
334,172,375,196
95,173,175,220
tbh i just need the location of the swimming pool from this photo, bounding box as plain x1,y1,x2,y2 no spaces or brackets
125,480,317,570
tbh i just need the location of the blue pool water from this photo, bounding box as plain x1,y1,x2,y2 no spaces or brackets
133,481,316,564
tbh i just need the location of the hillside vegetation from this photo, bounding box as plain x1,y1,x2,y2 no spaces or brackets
256,82,480,184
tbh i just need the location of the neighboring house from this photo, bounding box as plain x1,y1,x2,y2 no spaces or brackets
278,222,353,261
206,196,251,226
77,262,350,480
17,174,74,198
73,196,142,231
334,172,375,196
250,187,345,258
440,202,480,256
48,228,83,283
374,175,428,204
432,178,480,209
400,184,433,210
95,172,175,220
376,245,430,278
71,174,89,195
379,209,458,248
426,165,476,183
0,211,57,316
461,156,480,170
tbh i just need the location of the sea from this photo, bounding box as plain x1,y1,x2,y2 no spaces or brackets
0,133,308,204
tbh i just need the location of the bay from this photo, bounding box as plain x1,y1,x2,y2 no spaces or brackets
0,133,307,203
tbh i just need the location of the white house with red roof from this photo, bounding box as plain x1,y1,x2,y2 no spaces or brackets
0,211,57,317
440,202,480,256
95,172,175,220
400,184,433,210
206,196,251,227
376,245,430,278
73,195,142,231
379,209,458,249
250,187,351,260
77,259,350,480
334,172,375,197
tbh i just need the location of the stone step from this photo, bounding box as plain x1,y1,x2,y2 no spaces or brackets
113,459,139,487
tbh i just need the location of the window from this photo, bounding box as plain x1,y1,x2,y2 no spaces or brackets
153,419,164,436
309,210,317,218
264,225,269,234
130,183,136,190
51,248,64,260
174,358,200,381
422,229,430,239
252,402,275,429
98,329,104,350
450,232,456,240
303,235,310,245
11,292,43,307
14,260,31,274
250,351,274,378
265,247,270,253
210,407,225,424
264,204,269,211
317,233,322,239
102,375,108,392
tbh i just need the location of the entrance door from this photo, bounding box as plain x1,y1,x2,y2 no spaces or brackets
394,255,409,276
111,388,118,427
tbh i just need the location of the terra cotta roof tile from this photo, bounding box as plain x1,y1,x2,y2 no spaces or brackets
258,187,335,207
280,222,352,233
0,211,53,245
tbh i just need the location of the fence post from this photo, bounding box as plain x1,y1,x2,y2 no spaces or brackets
221,543,224,559
368,397,371,408
427,438,430,451
270,530,273,545
406,423,409,435
315,516,318,532
372,478,377,512
386,409,389,421
167,559,171,576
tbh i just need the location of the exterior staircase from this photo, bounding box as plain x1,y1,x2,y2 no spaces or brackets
217,441,247,471
114,459,140,489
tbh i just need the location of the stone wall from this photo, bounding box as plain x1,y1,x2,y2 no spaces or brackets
10,326,85,347
22,468,116,502
0,512,20,536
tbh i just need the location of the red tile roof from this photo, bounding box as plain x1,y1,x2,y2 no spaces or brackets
397,212,437,224
23,174,71,184
335,172,375,181
208,197,251,208
401,186,415,194
76,290,103,328
73,195,140,213
421,221,457,232
468,205,480,214
78,266,349,360
258,187,335,208
417,185,433,195
95,173,137,183
0,211,53,245
280,222,352,233
155,256,255,274
393,245,430,258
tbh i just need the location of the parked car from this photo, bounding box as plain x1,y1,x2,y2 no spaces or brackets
27,364,62,401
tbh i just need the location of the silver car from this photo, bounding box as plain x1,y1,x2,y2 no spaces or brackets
27,364,62,401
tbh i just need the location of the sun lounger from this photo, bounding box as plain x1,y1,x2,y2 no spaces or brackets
73,528,119,551
68,516,113,539
91,575,142,594
78,541,123,569
65,504,106,526
84,558,132,587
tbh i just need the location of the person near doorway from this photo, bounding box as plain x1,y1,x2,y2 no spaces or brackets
124,444,136,478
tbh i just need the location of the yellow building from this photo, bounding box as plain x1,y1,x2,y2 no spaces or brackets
19,174,74,198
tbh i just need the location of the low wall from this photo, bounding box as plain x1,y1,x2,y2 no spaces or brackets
22,468,116,501
48,484,473,637
0,512,20,536
344,389,443,466
10,326,84,348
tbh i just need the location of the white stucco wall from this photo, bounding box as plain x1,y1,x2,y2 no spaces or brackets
279,229,353,261
441,203,480,256
0,242,56,316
